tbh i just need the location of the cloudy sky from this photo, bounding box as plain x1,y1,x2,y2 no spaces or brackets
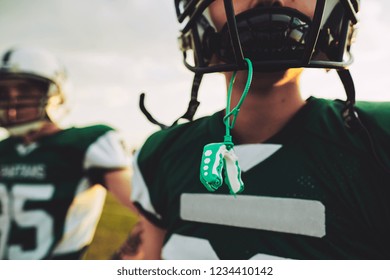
0,0,389,148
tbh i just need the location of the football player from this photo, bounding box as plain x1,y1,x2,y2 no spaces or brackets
131,0,390,259
0,47,136,259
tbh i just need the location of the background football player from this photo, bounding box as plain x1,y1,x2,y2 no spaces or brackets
130,0,390,259
0,47,137,259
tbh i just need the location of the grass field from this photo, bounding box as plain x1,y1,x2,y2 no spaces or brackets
82,192,139,260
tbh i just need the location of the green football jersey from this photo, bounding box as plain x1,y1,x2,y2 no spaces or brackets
133,97,390,259
0,125,129,259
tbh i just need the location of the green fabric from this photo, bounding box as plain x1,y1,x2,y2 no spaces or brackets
0,124,113,259
135,97,390,259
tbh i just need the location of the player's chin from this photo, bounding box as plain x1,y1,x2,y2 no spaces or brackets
253,68,303,85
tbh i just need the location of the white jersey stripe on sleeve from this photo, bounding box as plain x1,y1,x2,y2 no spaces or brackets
52,181,107,255
131,150,161,219
83,130,130,170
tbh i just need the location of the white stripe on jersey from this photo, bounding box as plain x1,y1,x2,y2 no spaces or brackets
52,181,106,255
84,130,129,169
250,253,288,260
162,234,219,260
181,194,325,238
131,150,161,219
234,144,282,172
162,234,288,260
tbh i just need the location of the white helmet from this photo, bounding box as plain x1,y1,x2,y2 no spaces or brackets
0,47,67,101
0,47,68,136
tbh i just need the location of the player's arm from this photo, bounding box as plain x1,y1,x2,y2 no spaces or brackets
84,129,138,210
137,215,166,259
104,168,138,212
112,215,166,260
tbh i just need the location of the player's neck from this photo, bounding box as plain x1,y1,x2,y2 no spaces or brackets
227,74,306,144
21,121,61,144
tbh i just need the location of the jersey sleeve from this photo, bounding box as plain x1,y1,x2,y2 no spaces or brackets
356,101,390,167
132,150,162,225
83,130,130,170
131,116,218,228
131,128,180,228
356,101,390,135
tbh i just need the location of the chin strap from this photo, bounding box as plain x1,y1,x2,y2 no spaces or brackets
172,73,202,126
139,93,168,129
337,69,359,130
337,69,390,175
139,73,203,129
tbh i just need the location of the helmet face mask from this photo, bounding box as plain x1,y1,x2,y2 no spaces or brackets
214,7,312,66
141,0,361,127
0,78,49,127
176,0,360,74
0,47,68,136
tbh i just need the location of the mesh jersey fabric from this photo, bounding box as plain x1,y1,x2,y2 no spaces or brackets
133,97,390,259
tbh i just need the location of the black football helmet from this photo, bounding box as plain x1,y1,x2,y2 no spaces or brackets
140,0,360,128
170,0,360,125
176,0,359,73
141,0,388,173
